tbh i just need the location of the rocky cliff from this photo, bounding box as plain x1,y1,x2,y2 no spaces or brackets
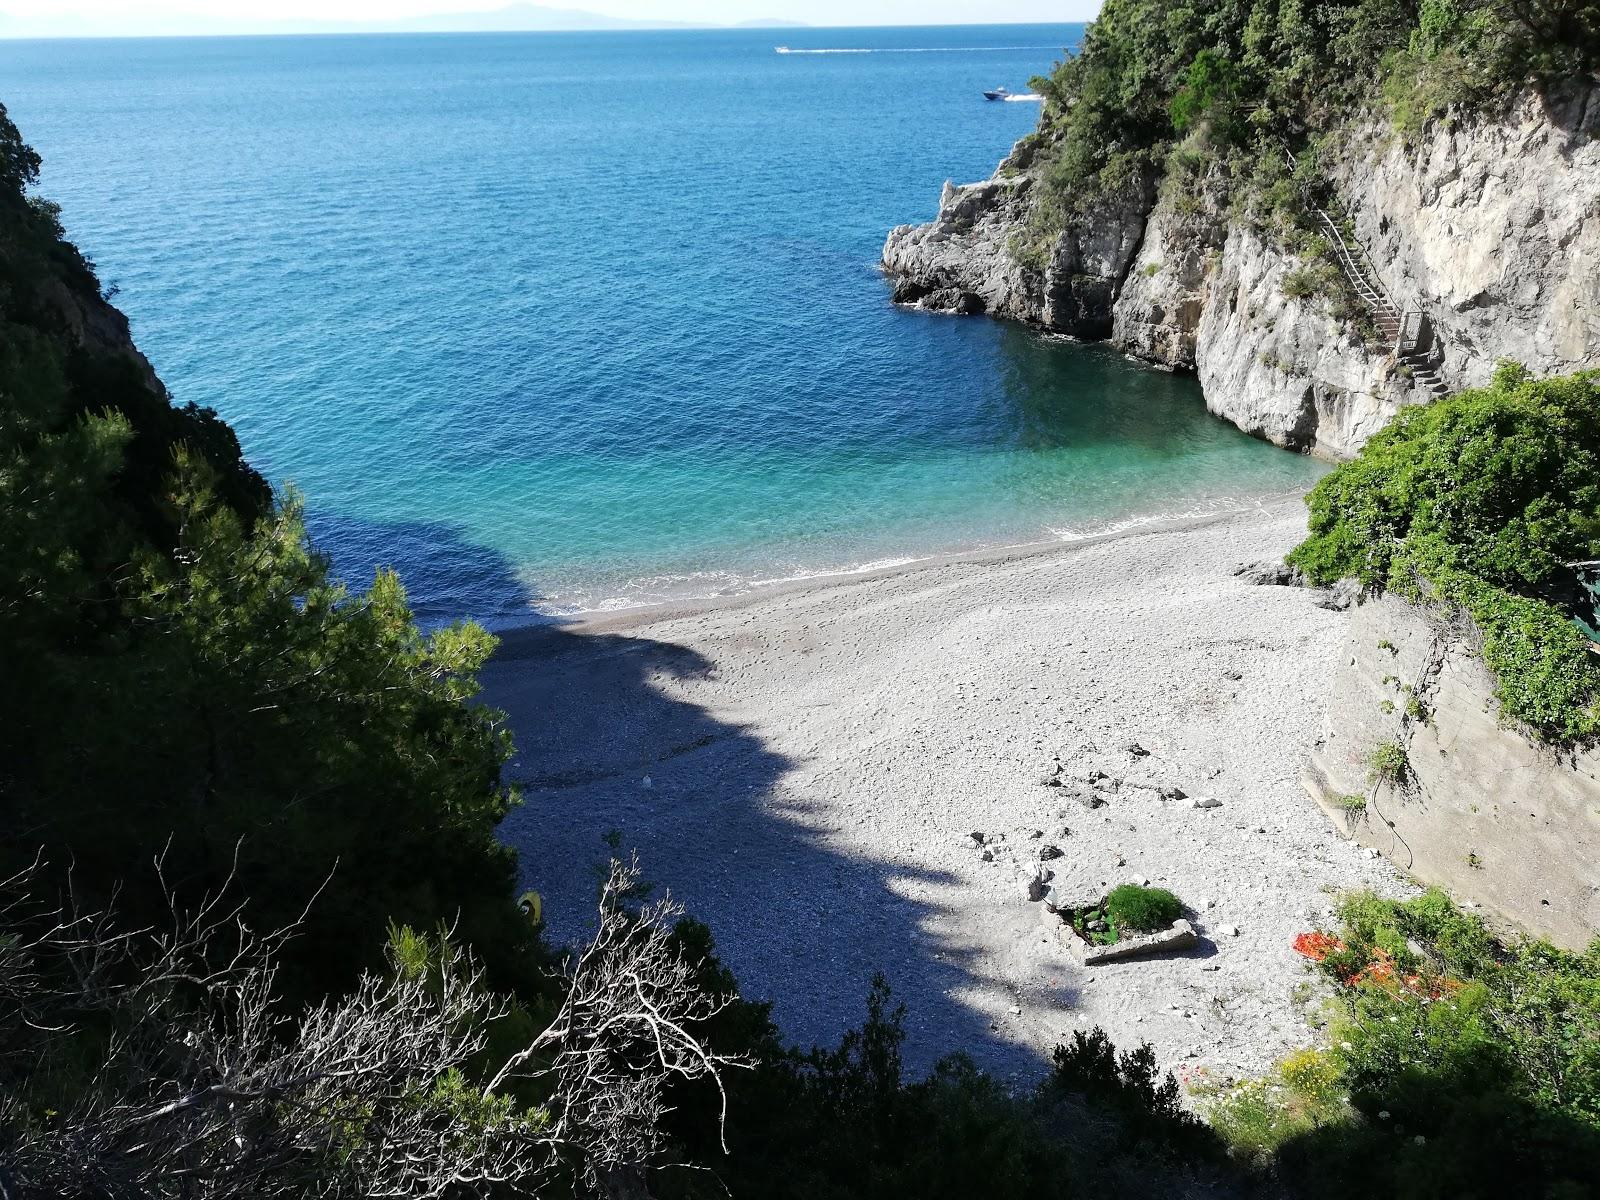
882,138,1153,337
883,87,1600,458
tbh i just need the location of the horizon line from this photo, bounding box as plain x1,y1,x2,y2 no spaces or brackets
0,19,1089,42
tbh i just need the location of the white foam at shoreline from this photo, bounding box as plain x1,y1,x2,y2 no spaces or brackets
516,488,1313,624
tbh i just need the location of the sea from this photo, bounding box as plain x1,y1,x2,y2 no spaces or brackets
0,25,1326,625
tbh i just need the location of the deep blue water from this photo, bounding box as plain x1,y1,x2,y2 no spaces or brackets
0,26,1324,623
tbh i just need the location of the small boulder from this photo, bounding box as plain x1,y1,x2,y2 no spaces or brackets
1039,844,1064,861
1019,866,1053,902
1234,560,1304,587
1044,882,1103,914
1316,578,1363,611
1191,796,1223,810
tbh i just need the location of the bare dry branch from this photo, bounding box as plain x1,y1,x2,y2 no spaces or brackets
0,854,745,1199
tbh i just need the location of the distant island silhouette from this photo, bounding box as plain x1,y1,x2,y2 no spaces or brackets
0,3,810,38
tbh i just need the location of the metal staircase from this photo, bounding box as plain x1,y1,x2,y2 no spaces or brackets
1285,149,1448,398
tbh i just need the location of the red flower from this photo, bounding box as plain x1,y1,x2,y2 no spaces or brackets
1293,931,1343,962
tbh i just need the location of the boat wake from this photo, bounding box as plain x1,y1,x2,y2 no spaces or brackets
1004,93,1044,101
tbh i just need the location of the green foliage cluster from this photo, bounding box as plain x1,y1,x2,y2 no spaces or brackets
1204,1047,1351,1168
1105,884,1186,935
669,980,1230,1200
1267,891,1600,1198
1023,0,1597,238
1366,739,1411,787
0,100,539,1000
1289,365,1600,742
1279,261,1342,301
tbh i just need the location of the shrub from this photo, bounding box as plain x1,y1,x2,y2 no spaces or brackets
1289,366,1600,743
1366,740,1409,788
1206,1048,1351,1167
1105,884,1185,934
1266,890,1600,1198
1280,267,1319,300
689,979,1235,1198
1046,1027,1222,1161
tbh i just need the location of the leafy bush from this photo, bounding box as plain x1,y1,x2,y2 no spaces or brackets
1366,739,1410,788
1046,1026,1223,1162
1267,890,1600,1198
1205,1048,1352,1167
1105,884,1185,934
675,978,1235,1199
1289,366,1600,743
1168,51,1245,140
1279,266,1322,300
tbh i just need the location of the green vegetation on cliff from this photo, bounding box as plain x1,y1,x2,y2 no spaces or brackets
1290,365,1600,742
1,94,536,997
1021,0,1597,246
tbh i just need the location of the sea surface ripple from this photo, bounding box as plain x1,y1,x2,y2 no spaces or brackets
0,25,1326,624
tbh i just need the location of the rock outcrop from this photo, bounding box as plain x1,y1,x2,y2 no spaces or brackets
882,85,1600,458
882,139,1153,339
1335,88,1600,393
1110,177,1225,370
1192,223,1421,456
33,263,163,393
1304,593,1600,950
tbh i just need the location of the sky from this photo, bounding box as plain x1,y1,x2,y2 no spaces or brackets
0,0,1100,33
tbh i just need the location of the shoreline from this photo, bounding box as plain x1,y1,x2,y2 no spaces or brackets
482,495,1410,1081
493,489,1313,654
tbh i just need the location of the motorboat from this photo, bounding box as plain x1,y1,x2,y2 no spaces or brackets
983,87,1012,101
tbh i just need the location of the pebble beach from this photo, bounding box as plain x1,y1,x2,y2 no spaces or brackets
485,496,1411,1085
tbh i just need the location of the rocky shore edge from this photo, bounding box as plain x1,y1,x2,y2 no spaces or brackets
883,88,1600,459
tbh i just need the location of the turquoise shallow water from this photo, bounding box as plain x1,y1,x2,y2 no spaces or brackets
0,26,1326,624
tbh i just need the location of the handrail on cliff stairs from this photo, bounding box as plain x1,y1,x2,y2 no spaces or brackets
1279,146,1446,396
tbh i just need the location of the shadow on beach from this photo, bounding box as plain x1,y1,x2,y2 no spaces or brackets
485,617,1078,1080
325,513,1078,1078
